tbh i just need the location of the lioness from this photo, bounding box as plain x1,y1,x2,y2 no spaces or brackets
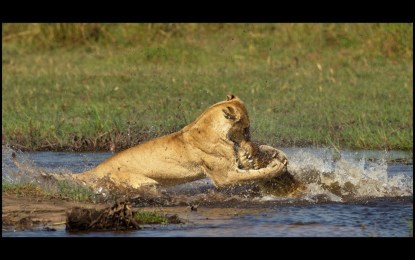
73,95,288,189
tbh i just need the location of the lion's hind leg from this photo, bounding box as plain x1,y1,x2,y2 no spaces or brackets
116,172,159,189
74,170,159,190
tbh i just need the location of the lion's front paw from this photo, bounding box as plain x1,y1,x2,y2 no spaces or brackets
272,150,288,166
283,158,288,166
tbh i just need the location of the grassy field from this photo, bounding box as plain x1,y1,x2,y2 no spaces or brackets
2,23,413,151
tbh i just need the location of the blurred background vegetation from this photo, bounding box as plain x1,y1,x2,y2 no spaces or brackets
2,23,413,151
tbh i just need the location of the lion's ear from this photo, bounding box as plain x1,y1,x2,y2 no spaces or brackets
222,106,239,121
226,94,235,101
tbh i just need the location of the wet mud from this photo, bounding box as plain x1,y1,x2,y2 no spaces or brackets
66,201,140,232
2,194,107,231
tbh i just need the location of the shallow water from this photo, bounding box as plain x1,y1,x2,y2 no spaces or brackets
2,146,413,237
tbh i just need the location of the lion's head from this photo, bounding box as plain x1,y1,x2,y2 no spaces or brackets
183,94,251,145
221,94,251,144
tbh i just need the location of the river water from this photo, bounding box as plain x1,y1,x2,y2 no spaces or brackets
2,147,413,237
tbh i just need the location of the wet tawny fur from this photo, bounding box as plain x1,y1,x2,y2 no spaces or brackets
74,95,287,189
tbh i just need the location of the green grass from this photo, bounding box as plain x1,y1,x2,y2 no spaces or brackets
133,210,182,224
2,23,413,151
56,180,96,201
2,182,49,197
2,179,96,202
133,211,169,224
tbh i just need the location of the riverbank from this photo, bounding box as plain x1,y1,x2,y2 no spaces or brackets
2,24,413,151
2,193,106,231
2,193,184,232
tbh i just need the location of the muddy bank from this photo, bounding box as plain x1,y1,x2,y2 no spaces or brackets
4,130,324,153
2,193,108,231
1,191,277,234
66,201,140,232
4,129,166,153
2,193,184,232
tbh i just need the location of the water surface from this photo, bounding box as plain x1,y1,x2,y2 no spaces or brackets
2,147,413,237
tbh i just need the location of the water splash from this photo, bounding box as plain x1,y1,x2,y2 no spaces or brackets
2,146,44,184
285,149,413,202
2,145,413,205
2,146,82,196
